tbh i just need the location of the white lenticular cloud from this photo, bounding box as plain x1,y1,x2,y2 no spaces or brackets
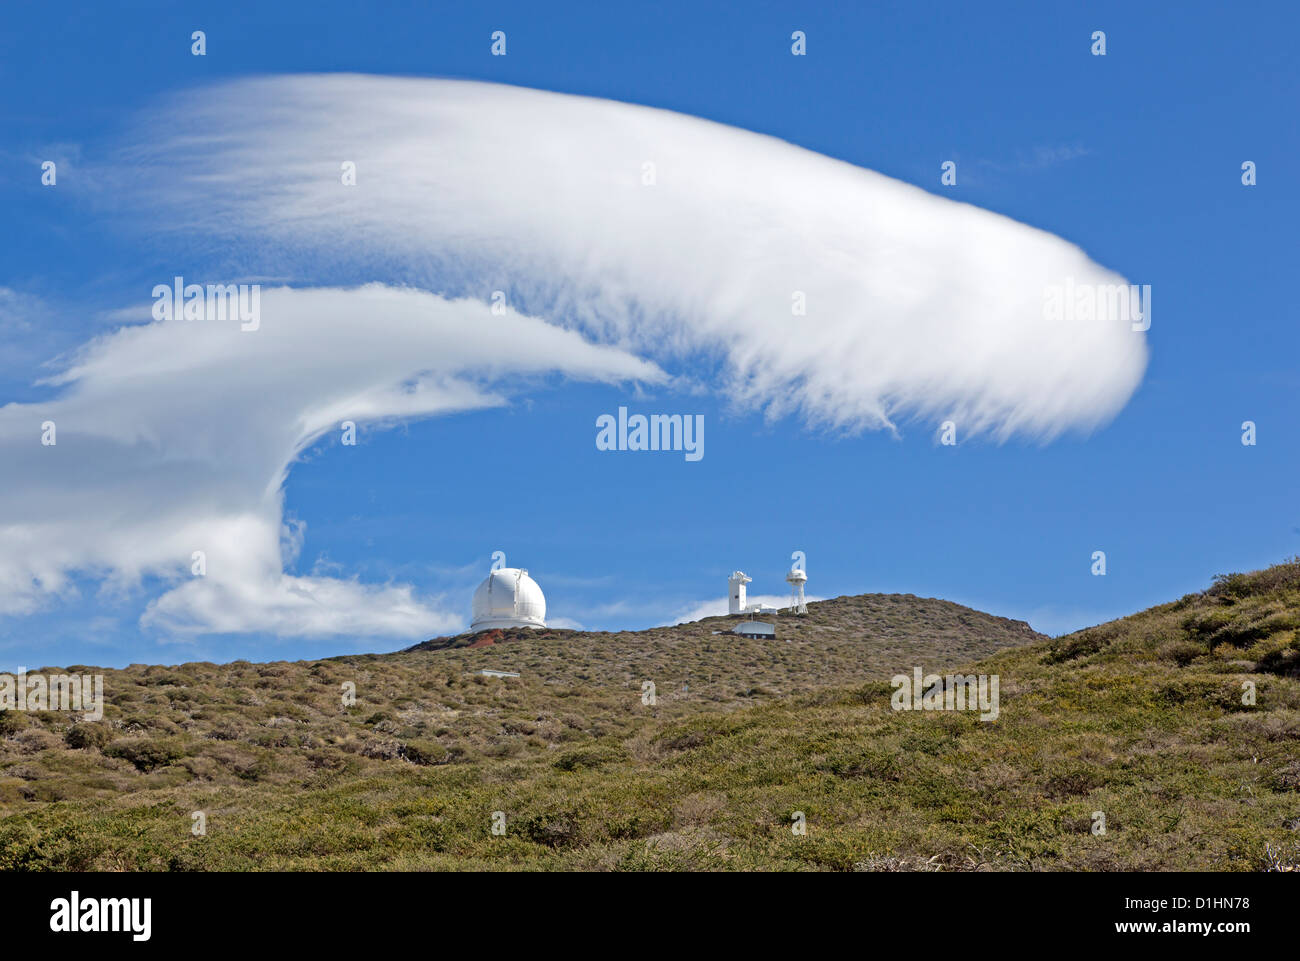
0,285,663,635
4,75,1148,640
122,74,1147,439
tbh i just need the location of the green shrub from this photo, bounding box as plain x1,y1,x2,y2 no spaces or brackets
399,739,450,765
820,747,901,781
1256,643,1300,678
552,745,625,771
1042,628,1112,664
64,723,115,750
1157,640,1205,666
103,737,186,771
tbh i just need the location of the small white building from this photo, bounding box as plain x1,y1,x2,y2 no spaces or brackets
728,571,752,615
727,570,780,616
734,621,776,640
470,568,547,632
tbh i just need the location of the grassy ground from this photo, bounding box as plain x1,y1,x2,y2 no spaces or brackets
2,567,1298,871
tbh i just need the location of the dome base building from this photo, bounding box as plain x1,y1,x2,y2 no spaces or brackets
470,568,547,632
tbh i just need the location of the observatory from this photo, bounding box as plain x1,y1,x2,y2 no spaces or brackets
786,567,808,615
470,567,547,632
728,571,752,615
728,570,780,616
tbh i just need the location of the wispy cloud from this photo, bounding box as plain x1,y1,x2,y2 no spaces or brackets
2,76,1148,640
1,285,662,637
107,75,1146,441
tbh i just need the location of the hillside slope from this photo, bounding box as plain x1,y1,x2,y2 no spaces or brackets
3,570,1298,871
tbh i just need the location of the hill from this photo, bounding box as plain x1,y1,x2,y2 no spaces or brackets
2,569,1298,871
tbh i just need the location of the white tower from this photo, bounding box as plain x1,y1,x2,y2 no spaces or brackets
728,571,752,615
470,568,547,632
786,568,807,615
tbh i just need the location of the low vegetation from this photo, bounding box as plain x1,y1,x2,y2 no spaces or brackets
2,565,1298,871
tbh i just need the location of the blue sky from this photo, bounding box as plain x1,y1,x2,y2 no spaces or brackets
1,1,1297,669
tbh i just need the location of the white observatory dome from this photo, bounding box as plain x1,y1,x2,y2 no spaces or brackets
470,568,547,632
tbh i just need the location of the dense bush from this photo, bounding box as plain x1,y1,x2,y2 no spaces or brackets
398,739,450,765
1157,640,1206,666
103,737,186,771
63,723,115,750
